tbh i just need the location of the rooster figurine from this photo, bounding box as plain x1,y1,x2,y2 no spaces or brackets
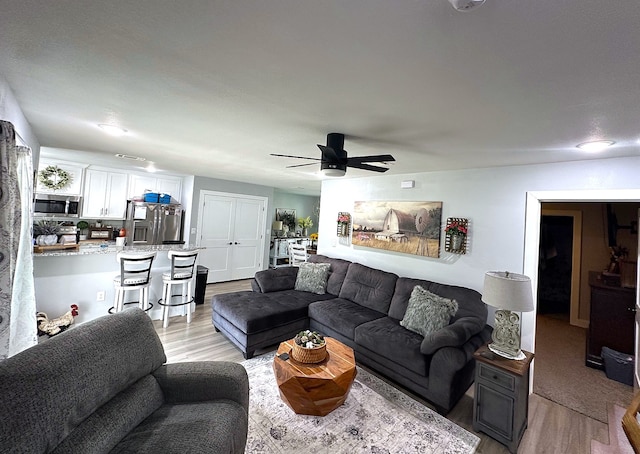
36,304,79,336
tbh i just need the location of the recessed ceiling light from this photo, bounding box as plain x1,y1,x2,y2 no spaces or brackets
576,140,615,152
98,123,128,136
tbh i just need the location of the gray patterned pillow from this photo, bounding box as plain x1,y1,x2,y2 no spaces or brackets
294,262,331,294
400,285,458,337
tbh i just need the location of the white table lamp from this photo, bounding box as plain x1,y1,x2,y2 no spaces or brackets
272,221,283,237
482,271,534,360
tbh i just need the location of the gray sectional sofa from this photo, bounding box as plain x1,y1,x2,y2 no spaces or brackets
0,308,249,453
212,254,492,414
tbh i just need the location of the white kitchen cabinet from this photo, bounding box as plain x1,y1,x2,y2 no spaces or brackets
83,169,128,219
128,174,182,203
35,160,85,195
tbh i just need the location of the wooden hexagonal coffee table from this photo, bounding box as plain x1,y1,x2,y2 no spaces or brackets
273,337,357,416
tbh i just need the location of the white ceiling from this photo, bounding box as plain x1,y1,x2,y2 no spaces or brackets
1,1,639,195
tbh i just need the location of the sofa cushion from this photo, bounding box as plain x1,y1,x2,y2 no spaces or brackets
400,285,458,337
338,263,398,313
355,317,429,376
294,262,331,294
213,290,333,333
112,400,248,453
253,266,298,293
308,254,352,296
389,277,486,324
308,298,386,339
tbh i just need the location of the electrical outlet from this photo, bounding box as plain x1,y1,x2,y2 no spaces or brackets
96,291,105,301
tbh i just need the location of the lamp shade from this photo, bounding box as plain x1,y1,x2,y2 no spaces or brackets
272,221,283,230
482,271,534,313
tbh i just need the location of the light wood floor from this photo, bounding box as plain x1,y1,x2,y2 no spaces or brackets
153,280,611,454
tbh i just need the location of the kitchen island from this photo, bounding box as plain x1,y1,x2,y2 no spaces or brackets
33,242,199,326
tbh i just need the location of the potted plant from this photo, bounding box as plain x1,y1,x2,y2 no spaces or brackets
76,220,89,241
34,220,61,246
298,216,313,237
444,221,468,252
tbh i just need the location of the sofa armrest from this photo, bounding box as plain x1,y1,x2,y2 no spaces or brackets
152,361,249,411
253,267,298,293
420,317,485,355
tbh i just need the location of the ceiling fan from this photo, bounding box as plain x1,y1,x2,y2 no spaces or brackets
271,133,395,177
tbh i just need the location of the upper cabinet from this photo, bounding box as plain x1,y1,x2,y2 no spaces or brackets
83,169,129,219
128,174,182,204
35,160,85,195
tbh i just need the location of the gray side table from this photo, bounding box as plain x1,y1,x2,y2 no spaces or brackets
473,344,534,453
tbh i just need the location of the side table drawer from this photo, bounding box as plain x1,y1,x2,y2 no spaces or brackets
478,363,515,392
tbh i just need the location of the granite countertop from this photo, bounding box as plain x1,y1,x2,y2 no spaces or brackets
34,242,198,257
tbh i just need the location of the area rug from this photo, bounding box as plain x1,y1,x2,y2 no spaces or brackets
242,353,479,453
533,314,633,423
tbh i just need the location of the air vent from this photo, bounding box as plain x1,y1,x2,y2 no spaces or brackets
115,153,146,161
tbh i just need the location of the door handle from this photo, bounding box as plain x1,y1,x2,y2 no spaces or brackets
228,242,233,245
235,242,239,245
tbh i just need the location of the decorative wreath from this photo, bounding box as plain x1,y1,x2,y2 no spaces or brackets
39,165,71,190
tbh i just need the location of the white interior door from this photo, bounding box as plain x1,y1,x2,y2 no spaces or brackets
197,191,266,283
232,197,265,280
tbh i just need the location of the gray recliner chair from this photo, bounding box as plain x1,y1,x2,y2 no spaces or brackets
0,308,249,453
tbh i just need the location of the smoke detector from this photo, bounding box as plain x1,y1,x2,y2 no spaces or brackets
448,0,486,11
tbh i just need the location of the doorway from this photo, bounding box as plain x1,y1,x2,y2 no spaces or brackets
523,190,640,422
538,215,573,317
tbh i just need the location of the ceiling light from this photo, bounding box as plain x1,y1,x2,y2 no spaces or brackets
448,0,486,12
576,140,615,152
98,124,128,136
320,168,346,177
115,153,146,162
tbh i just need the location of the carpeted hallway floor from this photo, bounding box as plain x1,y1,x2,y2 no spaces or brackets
533,314,634,423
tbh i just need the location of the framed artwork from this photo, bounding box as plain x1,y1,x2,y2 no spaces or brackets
352,201,443,258
275,208,297,230
444,217,469,254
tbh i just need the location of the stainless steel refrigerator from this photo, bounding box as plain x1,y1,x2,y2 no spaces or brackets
125,201,184,245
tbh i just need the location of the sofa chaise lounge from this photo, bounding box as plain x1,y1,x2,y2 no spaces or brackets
0,308,249,453
212,254,492,414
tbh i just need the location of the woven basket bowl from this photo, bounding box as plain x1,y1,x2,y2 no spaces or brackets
291,342,327,363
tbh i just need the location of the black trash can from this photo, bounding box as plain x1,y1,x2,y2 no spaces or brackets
194,265,208,305
602,346,634,386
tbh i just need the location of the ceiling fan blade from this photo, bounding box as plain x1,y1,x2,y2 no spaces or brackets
347,162,390,173
317,144,341,162
286,162,319,169
270,153,320,161
347,154,395,164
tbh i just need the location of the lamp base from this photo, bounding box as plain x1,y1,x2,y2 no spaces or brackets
488,343,526,361
489,309,525,360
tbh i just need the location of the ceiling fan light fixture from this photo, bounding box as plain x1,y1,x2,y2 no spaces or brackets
576,140,615,152
320,166,347,177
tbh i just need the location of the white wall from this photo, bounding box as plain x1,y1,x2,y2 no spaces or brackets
317,156,640,353
0,74,40,156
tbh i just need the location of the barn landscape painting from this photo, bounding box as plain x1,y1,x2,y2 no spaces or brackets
352,201,443,258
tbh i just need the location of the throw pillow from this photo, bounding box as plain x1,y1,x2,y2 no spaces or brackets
294,262,331,294
400,285,458,337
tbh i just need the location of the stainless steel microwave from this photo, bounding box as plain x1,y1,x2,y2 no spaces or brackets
33,193,82,218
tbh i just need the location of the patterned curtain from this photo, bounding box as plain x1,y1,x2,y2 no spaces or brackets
0,120,37,359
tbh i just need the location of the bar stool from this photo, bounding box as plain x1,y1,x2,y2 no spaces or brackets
112,252,156,314
160,249,199,328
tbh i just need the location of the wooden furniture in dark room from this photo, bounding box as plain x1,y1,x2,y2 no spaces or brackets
586,271,635,369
